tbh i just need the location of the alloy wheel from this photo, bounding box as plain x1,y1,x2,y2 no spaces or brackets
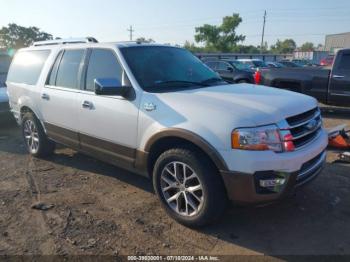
160,161,204,217
23,120,39,154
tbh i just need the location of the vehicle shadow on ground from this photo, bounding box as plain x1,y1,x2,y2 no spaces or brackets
0,119,26,155
51,148,154,194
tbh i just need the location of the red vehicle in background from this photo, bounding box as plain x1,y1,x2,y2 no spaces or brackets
320,55,334,66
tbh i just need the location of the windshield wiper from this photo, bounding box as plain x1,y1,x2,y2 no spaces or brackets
150,80,210,88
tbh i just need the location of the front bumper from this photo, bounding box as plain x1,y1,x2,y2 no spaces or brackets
221,150,327,204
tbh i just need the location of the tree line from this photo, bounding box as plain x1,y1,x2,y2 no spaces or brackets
0,17,321,54
186,13,321,54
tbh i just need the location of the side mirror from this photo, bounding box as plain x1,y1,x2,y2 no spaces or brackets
94,78,127,96
227,66,234,72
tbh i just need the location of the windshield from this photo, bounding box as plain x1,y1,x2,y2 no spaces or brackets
227,61,252,71
120,46,222,92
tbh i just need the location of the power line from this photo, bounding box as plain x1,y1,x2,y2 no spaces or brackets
127,25,134,41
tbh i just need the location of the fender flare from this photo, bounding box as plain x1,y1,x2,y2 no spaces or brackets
144,128,229,171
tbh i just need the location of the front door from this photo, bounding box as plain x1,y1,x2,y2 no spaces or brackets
328,50,350,106
77,48,139,168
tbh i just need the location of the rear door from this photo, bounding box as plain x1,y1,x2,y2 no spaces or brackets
328,50,350,105
77,48,139,169
41,49,86,148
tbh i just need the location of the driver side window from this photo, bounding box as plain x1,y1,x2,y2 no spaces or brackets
85,49,123,91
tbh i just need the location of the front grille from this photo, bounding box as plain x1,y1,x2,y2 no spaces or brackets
297,151,326,185
283,107,322,150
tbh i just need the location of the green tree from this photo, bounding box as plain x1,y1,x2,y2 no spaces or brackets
300,42,314,52
194,14,245,52
232,45,260,54
270,39,296,54
0,23,53,50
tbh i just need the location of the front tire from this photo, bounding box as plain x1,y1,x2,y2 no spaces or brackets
22,112,55,157
153,148,227,227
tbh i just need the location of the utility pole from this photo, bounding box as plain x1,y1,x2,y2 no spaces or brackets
127,25,134,41
260,10,267,54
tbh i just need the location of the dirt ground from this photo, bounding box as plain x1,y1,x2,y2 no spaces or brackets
0,108,350,258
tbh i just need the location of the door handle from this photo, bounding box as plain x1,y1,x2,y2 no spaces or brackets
82,101,93,109
333,75,345,79
41,93,50,100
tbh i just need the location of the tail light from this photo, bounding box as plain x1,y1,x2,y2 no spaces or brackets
254,69,262,85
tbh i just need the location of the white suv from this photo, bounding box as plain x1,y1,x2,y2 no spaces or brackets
6,38,328,226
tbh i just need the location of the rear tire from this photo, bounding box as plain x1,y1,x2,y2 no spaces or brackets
21,112,55,157
153,147,227,227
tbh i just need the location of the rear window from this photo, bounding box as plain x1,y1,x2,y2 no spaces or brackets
7,50,50,85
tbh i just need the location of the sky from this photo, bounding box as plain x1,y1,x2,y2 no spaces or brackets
1,0,350,47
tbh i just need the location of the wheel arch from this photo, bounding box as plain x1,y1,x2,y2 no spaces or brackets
19,105,47,133
143,128,229,177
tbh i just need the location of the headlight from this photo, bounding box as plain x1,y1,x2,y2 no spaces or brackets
231,125,282,152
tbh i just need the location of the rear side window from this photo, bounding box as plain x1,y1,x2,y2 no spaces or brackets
7,50,50,85
56,50,84,89
337,53,350,71
85,49,123,91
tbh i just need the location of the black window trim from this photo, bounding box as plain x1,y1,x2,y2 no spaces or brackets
45,50,64,87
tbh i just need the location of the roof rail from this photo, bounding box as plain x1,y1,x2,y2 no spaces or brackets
33,37,98,47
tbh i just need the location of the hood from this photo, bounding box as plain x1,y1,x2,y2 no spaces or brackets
0,87,8,103
153,84,317,127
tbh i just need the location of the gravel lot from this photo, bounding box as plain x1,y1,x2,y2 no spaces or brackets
0,109,350,257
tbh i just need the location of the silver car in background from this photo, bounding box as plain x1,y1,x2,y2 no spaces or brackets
0,54,11,117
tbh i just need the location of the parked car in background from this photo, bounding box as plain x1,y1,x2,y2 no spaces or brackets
7,38,327,226
0,54,11,117
320,55,335,67
279,60,303,68
0,87,9,117
0,54,11,87
260,49,350,107
237,59,268,70
205,60,254,83
266,61,286,68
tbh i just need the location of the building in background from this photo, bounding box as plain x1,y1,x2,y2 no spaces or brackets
325,32,350,53
293,51,329,64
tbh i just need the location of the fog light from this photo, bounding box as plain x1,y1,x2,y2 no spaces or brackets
259,178,286,188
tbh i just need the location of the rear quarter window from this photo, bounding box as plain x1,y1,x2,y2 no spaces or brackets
7,50,50,85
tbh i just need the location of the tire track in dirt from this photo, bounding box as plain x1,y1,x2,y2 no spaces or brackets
24,156,58,254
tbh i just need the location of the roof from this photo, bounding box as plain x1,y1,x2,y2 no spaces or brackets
326,32,350,38
20,38,177,52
